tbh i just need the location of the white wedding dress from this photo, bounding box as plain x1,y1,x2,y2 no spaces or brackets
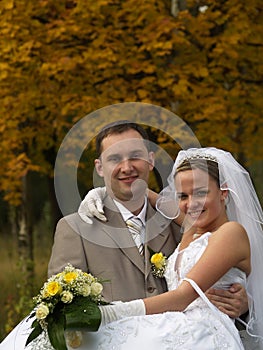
0,232,245,350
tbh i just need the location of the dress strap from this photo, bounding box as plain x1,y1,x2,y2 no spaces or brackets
183,277,243,347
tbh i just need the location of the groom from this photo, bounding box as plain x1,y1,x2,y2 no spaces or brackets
48,120,247,317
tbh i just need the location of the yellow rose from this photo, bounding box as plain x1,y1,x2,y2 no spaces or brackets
45,281,62,297
64,271,78,283
36,303,49,320
151,253,165,269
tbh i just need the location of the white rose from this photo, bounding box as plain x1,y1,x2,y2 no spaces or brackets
35,303,49,320
61,291,74,303
91,282,103,296
79,284,91,297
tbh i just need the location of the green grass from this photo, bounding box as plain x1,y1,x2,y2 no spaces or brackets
0,227,53,342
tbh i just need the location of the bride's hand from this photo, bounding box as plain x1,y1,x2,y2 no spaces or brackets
99,300,145,327
78,187,107,224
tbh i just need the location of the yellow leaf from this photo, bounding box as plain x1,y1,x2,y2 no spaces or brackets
137,89,148,99
4,0,14,10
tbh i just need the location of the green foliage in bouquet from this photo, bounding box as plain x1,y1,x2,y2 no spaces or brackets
26,264,108,350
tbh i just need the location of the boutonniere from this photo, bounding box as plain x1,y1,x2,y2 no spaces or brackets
148,247,167,278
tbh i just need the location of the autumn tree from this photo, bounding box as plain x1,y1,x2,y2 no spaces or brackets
1,0,262,201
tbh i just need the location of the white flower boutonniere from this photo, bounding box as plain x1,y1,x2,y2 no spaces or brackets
149,248,167,278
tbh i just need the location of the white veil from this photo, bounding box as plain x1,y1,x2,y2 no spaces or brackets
156,147,263,345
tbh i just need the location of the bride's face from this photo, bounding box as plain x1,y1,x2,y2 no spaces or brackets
175,168,227,232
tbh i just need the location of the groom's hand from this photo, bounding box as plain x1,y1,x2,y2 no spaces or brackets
205,283,248,318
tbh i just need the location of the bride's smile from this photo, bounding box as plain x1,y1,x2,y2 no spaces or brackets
175,168,228,234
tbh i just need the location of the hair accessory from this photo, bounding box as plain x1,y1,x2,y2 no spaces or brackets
177,152,217,168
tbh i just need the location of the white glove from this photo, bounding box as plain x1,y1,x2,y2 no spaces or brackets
78,187,107,224
98,299,146,327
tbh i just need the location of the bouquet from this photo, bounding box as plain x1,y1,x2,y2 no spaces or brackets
26,264,108,350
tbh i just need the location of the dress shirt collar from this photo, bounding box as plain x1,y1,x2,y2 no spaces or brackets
113,196,147,226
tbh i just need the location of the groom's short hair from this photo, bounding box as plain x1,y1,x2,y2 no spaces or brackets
95,120,150,156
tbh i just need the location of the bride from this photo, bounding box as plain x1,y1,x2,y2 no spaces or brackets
1,147,263,349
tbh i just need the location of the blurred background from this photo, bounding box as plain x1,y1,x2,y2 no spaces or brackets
0,0,262,341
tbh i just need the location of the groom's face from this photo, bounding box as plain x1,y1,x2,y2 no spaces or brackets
95,129,154,204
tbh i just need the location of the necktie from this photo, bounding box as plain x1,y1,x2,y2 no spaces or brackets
126,217,144,255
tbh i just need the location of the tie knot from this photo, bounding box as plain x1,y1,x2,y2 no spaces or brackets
126,217,143,235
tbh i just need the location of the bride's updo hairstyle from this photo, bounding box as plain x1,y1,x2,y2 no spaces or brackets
174,158,220,188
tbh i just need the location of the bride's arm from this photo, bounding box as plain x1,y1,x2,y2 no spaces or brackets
78,187,107,224
143,222,250,315
78,187,186,226
99,222,249,326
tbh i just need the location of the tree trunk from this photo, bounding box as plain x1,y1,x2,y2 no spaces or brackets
47,176,62,233
17,175,34,297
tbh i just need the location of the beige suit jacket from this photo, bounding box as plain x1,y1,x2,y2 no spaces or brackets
48,196,181,302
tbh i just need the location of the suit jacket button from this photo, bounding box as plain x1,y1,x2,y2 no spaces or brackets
147,286,155,293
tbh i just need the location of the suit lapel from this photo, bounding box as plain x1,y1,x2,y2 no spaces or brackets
100,196,171,276
144,204,172,277
101,196,146,273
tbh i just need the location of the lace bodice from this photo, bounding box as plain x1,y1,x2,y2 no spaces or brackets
165,232,246,292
